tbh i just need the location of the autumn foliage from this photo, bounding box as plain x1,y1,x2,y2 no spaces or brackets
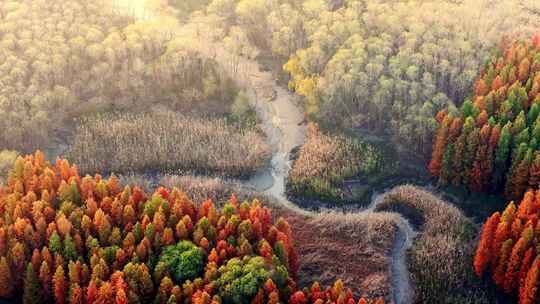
430,34,540,200
474,189,540,303
0,151,381,304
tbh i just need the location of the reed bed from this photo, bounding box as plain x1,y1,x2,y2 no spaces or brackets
376,185,489,303
288,123,381,202
159,174,252,204
68,111,271,177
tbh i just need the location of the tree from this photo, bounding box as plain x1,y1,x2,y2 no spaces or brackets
68,283,83,304
64,234,78,262
493,239,514,287
504,226,534,293
429,116,450,176
519,58,531,82
475,212,502,276
53,265,66,304
95,282,113,304
49,232,62,255
39,261,52,300
520,256,540,304
529,153,540,187
0,257,14,298
23,264,42,304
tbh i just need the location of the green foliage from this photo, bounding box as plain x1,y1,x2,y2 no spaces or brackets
228,90,257,128
49,232,62,255
215,256,285,304
157,241,205,284
63,234,78,262
23,264,41,304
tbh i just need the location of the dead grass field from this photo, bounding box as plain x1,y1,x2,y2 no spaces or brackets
68,110,271,177
272,206,400,300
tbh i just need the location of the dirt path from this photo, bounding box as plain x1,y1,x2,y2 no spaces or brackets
114,4,416,303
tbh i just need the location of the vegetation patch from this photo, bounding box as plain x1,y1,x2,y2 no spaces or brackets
68,110,271,177
288,123,387,204
0,150,19,180
272,204,399,300
376,185,491,303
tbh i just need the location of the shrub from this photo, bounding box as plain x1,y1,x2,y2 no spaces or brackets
0,151,382,304
288,123,384,202
229,90,258,128
376,185,489,303
67,110,271,177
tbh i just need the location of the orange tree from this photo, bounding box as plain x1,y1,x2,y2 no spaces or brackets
475,188,540,304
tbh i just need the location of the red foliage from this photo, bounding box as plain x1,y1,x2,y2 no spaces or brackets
474,189,540,303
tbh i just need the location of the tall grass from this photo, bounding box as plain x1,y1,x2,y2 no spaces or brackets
68,111,271,177
288,123,383,202
376,185,490,304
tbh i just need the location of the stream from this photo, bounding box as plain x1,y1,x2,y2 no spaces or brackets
89,3,420,303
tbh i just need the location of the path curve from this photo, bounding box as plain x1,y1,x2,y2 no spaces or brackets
113,4,416,303
220,52,417,304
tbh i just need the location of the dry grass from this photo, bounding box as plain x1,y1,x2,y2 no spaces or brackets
288,123,381,202
272,205,400,300
159,174,252,204
68,110,271,177
117,173,255,206
376,185,489,304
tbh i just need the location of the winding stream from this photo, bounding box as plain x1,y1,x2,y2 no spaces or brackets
230,54,417,304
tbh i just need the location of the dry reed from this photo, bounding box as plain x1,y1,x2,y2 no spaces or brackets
68,111,271,177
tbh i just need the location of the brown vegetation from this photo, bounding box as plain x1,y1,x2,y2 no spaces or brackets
68,110,271,177
272,205,399,300
159,175,250,204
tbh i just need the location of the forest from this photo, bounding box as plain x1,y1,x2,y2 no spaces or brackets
1,0,540,303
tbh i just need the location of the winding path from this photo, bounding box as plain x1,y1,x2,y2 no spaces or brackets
226,55,417,304
113,4,417,303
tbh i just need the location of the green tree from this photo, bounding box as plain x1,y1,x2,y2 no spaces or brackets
49,232,62,255
23,264,41,304
157,241,205,284
63,234,78,262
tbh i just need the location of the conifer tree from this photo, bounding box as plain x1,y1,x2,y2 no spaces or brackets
0,256,14,298
23,264,41,304
53,265,66,304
